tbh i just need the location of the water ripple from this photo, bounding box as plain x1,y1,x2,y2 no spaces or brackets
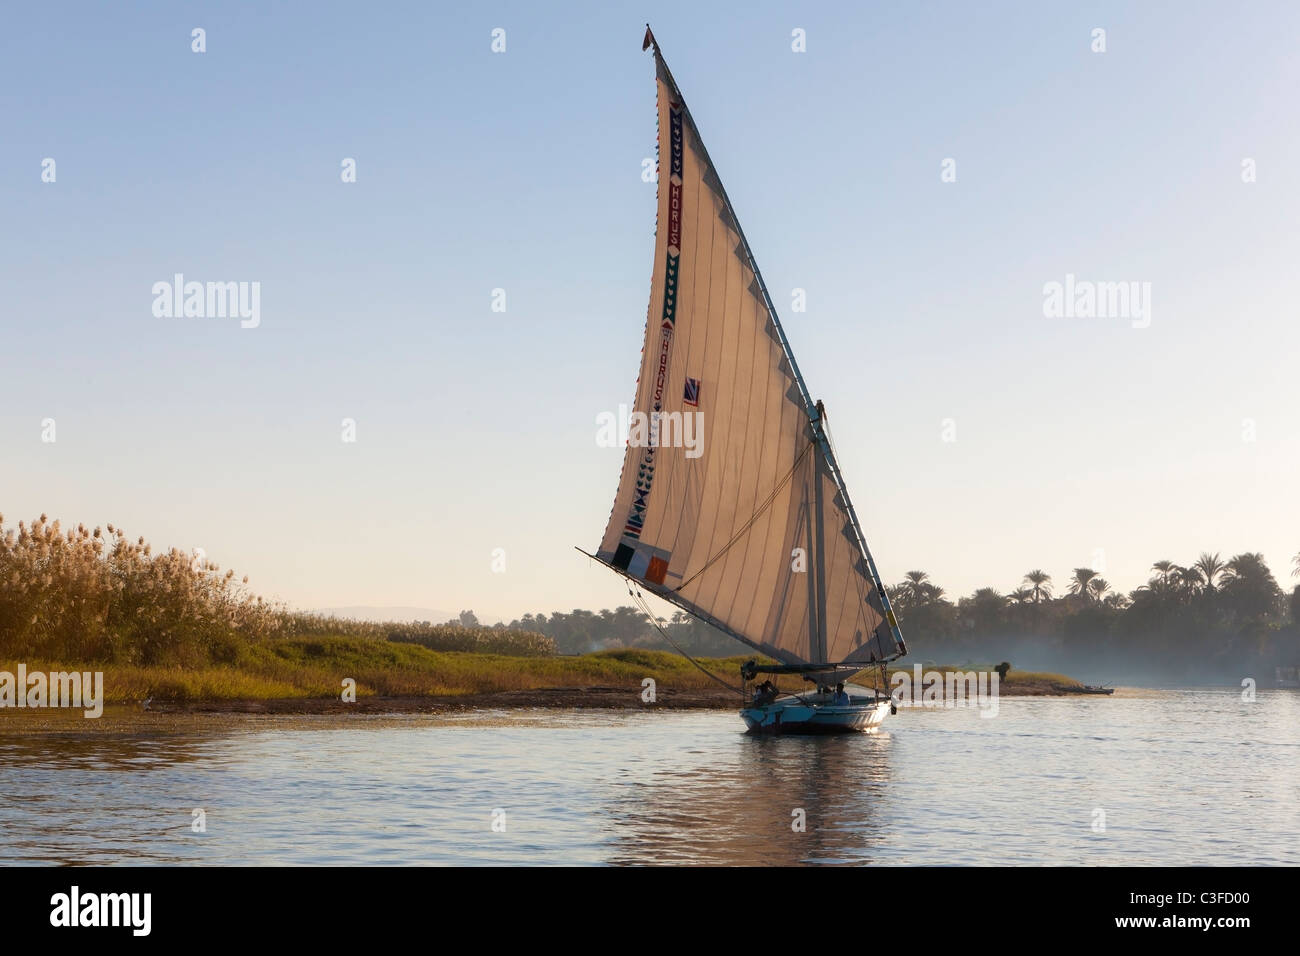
0,688,1297,864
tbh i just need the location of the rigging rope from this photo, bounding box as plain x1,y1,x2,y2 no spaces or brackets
674,439,815,593
626,581,745,696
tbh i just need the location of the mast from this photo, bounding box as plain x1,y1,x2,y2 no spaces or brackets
643,27,906,661
812,434,828,663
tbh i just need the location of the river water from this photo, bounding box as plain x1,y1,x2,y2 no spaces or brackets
2,687,1296,865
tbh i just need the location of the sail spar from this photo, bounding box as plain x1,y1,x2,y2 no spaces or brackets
595,29,906,670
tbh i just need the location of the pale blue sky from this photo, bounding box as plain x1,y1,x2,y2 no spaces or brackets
3,1,1298,620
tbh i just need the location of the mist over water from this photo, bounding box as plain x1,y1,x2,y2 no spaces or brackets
2,688,1296,865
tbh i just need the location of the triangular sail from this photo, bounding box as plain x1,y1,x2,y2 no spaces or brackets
595,34,906,669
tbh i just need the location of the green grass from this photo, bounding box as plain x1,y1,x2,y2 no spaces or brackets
999,669,1081,687
2,637,1084,704
883,665,1082,691
1,644,762,703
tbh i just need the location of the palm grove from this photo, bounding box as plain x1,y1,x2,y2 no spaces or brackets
505,552,1300,681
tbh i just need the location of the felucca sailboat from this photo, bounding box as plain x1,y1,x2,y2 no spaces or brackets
583,28,908,734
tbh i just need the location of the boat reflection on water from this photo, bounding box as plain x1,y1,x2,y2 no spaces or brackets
604,731,894,866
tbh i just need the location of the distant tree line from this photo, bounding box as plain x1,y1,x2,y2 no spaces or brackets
885,552,1300,681
492,551,1300,681
7,510,1295,680
492,606,738,657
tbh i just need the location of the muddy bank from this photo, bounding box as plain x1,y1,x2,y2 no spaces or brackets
146,685,730,714
0,674,1104,731
136,676,1098,715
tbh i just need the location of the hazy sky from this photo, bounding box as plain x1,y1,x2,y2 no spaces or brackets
3,1,1298,622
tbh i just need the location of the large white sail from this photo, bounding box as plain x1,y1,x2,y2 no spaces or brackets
596,33,905,669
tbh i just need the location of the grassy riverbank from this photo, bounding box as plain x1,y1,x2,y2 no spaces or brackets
1,639,1086,713
0,513,1094,714
5,642,752,703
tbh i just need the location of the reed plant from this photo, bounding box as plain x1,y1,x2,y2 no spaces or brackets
0,513,553,666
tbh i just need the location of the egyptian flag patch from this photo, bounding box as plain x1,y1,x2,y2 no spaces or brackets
683,377,700,406
614,539,672,586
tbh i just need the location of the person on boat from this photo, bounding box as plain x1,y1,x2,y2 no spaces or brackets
831,682,851,706
753,680,778,706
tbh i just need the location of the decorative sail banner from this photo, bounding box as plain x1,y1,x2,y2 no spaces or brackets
597,36,905,669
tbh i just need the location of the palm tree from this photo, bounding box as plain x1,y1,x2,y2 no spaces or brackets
1195,552,1226,592
1292,551,1299,579
1068,567,1099,601
1151,560,1176,588
1008,587,1033,605
1175,565,1203,597
1222,552,1283,623
1224,552,1270,583
1102,591,1130,610
962,588,1005,629
1023,569,1053,604
1088,577,1111,601
895,570,931,608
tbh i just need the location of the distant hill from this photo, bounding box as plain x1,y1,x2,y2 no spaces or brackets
312,606,501,626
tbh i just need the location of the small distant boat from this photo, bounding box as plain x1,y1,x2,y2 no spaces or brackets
581,28,906,735
1079,684,1114,695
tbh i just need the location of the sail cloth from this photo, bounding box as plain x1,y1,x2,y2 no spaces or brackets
596,40,905,668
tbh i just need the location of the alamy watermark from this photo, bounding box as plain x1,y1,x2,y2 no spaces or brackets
891,664,1000,718
1043,273,1150,329
0,665,103,718
152,274,260,328
596,404,704,459
50,886,150,936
